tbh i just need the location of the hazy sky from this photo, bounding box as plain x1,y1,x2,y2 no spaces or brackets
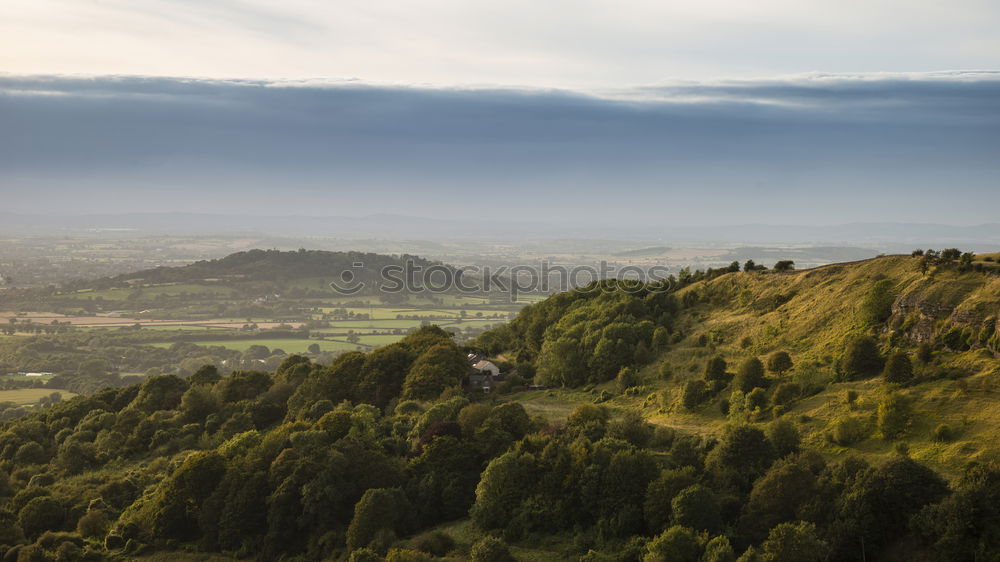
3,0,999,87
1,1,999,226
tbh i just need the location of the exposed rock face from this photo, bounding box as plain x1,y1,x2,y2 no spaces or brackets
890,295,952,344
890,293,995,349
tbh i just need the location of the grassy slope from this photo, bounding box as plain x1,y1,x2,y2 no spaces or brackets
511,255,1000,477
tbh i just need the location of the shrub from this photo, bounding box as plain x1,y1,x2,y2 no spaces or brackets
682,380,706,411
735,358,766,392
746,388,768,413
411,530,455,556
877,394,912,439
760,521,829,562
671,485,721,533
882,353,913,384
77,509,110,539
840,336,883,380
767,420,801,458
617,367,639,394
916,343,934,364
766,352,793,376
18,496,63,540
932,424,955,442
659,362,673,381
771,382,801,408
830,416,869,446
644,525,702,562
470,536,516,562
860,279,897,326
704,356,728,383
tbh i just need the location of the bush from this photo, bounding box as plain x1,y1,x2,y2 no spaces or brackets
658,362,673,381
760,521,829,562
671,485,721,533
411,530,455,556
746,388,768,413
18,496,63,540
829,416,869,446
617,367,639,394
882,353,913,384
682,380,706,410
76,509,110,539
766,352,793,376
644,525,702,562
840,336,883,380
771,382,801,407
932,424,955,442
767,419,800,457
916,343,934,364
735,358,766,392
877,394,912,439
860,279,897,326
470,536,516,562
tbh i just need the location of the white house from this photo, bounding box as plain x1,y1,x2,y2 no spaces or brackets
472,360,500,378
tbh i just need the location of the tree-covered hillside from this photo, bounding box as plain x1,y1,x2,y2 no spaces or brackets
0,252,997,561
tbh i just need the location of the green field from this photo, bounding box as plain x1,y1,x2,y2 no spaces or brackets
149,337,392,353
0,388,77,405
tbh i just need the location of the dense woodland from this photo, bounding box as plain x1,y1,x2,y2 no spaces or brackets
0,250,998,561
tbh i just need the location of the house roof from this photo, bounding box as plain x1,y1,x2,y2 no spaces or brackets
473,360,497,371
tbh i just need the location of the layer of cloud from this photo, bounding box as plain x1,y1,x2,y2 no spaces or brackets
1,72,998,225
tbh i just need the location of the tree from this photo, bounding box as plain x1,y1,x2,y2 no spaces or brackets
839,336,883,380
706,425,775,490
703,536,736,562
401,343,469,400
770,382,801,408
735,357,766,392
652,327,670,352
916,342,933,364
766,351,793,376
470,536,516,562
189,364,221,386
346,488,411,551
760,521,829,562
644,467,698,533
704,355,728,383
682,379,706,410
766,419,800,457
536,337,586,388
877,393,911,439
78,358,108,377
860,279,897,326
842,456,949,557
744,260,757,272
307,343,321,354
130,374,189,412
773,260,795,272
882,352,913,384
644,525,702,562
740,456,818,542
616,367,639,393
671,485,721,532
18,496,63,539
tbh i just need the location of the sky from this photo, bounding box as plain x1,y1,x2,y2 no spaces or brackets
1,1,999,226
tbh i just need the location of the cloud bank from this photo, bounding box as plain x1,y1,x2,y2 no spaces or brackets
1,72,998,226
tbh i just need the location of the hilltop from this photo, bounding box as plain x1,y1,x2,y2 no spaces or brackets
478,251,999,473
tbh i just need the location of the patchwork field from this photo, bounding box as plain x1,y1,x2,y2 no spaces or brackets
0,388,77,405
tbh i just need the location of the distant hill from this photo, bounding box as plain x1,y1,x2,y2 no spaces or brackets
614,245,672,257
107,249,443,288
